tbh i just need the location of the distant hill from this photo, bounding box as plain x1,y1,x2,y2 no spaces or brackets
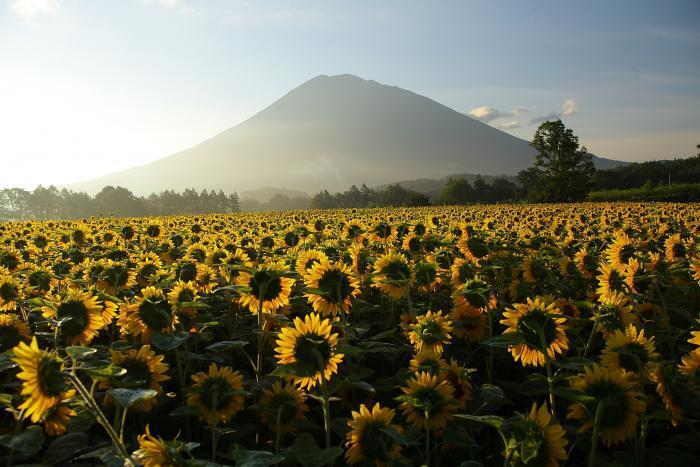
69,74,626,195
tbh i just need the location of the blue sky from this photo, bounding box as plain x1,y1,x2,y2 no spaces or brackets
1,0,698,188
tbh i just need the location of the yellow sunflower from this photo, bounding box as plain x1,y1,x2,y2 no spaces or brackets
574,246,597,279
42,392,76,436
345,403,403,466
42,289,104,346
664,233,687,263
349,242,372,278
567,364,645,447
304,260,360,316
440,359,472,410
236,261,295,315
596,262,628,302
133,425,185,467
0,312,31,352
604,234,636,270
371,251,413,299
601,324,658,376
118,286,179,343
500,297,569,367
274,313,344,390
96,259,137,295
187,363,245,426
106,344,170,413
12,337,68,422
594,292,637,338
408,310,453,355
295,249,328,276
399,372,457,431
653,363,685,426
259,381,309,433
167,280,200,318
218,249,253,284
409,349,448,376
0,274,22,311
450,301,487,343
504,403,568,467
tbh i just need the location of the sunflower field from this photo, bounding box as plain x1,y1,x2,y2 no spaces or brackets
0,202,699,467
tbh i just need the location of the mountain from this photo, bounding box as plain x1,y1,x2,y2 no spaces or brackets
69,74,625,195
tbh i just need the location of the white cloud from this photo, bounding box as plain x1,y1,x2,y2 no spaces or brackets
9,0,59,18
497,120,521,130
143,0,181,7
468,105,528,123
528,99,577,125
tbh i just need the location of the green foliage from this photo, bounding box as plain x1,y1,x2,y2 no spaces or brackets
587,182,700,202
518,120,595,202
592,155,700,190
312,183,430,208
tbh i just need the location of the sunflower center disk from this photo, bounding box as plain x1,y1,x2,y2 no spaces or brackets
57,301,89,337
0,325,21,351
519,311,558,349
360,424,392,462
200,377,235,411
139,299,172,330
294,335,331,375
38,357,67,397
251,272,283,301
586,381,627,428
318,270,352,304
0,283,18,301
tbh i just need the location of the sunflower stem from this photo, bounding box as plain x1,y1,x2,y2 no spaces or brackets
119,406,128,443
424,410,431,467
211,426,219,463
487,308,494,385
275,406,283,455
320,378,332,450
583,319,598,358
67,372,134,465
255,282,269,382
588,401,605,467
537,326,556,416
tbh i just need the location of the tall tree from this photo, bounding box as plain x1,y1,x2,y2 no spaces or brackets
521,120,595,202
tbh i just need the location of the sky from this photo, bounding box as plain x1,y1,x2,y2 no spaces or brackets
1,0,698,189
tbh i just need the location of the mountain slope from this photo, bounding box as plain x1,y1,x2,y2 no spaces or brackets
70,74,624,195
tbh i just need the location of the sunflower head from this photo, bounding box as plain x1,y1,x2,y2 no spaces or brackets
134,425,191,467
275,313,344,390
399,372,458,431
42,289,104,346
0,312,31,352
304,260,360,316
187,363,245,426
345,403,403,466
408,310,453,355
567,364,645,447
237,261,295,314
259,381,309,433
601,324,658,376
12,338,68,422
372,251,413,299
502,403,568,467
107,344,170,412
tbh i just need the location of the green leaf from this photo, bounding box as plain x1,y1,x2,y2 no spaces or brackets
480,333,523,348
0,393,13,408
229,447,284,467
43,432,89,464
285,434,343,467
454,414,505,429
206,340,249,352
0,425,44,461
84,364,126,381
107,388,158,409
0,351,18,372
66,346,97,361
151,331,190,351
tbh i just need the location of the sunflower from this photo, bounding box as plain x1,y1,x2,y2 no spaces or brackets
574,246,597,279
367,222,396,244
440,359,472,410
652,363,685,426
503,403,568,467
295,249,328,276
0,312,31,352
107,344,170,412
691,260,700,284
567,364,645,447
167,280,200,318
133,425,187,467
0,274,22,311
305,260,361,316
218,249,253,284
187,363,245,426
194,263,217,293
601,324,658,376
408,310,453,355
596,262,627,302
679,348,700,380
134,252,163,287
449,257,476,289
522,255,548,284
371,251,413,299
450,302,487,343
12,338,68,422
118,286,179,343
42,289,104,346
274,313,344,390
236,261,295,315
409,349,448,376
500,297,569,367
343,220,367,242
259,381,309,433
451,275,496,310
605,234,636,270
42,392,76,436
594,292,637,337
457,235,489,264
623,258,652,295
664,233,687,263
96,259,137,295
399,372,457,431
402,233,422,254
345,403,403,466
23,266,58,296
349,242,372,278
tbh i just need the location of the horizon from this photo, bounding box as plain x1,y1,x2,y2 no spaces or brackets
1,0,699,190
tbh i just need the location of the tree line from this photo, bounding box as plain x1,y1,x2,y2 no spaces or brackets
311,184,430,209
0,185,240,221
